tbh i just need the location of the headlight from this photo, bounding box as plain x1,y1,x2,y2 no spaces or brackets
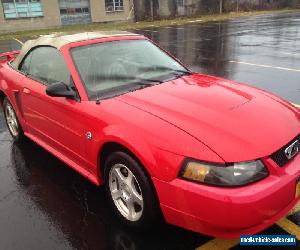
180,159,268,187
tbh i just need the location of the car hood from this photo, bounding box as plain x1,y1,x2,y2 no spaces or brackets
117,73,300,162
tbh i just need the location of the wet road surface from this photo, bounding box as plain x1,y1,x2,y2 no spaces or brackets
0,12,300,250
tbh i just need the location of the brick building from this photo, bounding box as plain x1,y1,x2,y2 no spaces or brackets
0,0,134,32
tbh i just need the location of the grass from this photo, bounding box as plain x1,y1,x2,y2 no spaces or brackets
1,8,299,41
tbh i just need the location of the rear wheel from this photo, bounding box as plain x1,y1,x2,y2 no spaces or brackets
104,151,161,230
3,98,24,142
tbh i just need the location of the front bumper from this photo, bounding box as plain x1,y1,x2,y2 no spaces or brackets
153,154,300,238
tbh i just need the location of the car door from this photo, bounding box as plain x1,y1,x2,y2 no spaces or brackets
18,46,90,172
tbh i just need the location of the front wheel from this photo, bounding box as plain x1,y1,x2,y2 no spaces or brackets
3,97,24,142
104,151,161,230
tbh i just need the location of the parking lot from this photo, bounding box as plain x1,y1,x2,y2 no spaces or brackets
0,11,299,250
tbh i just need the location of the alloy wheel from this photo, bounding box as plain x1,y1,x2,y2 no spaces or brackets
5,102,19,137
109,163,144,221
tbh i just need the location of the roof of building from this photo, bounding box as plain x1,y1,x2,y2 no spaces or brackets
11,31,140,69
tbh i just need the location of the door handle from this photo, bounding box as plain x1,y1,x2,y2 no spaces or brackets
23,88,30,94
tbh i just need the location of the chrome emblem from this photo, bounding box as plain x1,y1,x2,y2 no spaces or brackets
284,140,299,160
86,132,92,140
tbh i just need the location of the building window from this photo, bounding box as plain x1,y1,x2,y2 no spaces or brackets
176,0,184,7
105,0,124,12
2,0,43,19
59,0,90,16
59,0,91,25
60,7,90,15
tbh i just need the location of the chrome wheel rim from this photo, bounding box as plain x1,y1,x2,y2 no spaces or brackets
5,102,19,137
109,164,144,221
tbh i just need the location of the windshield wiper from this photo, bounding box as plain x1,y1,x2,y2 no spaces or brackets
161,67,191,75
131,77,164,85
88,75,163,85
94,77,163,103
140,66,191,75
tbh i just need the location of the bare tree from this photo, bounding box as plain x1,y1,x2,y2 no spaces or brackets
168,0,178,17
219,0,223,14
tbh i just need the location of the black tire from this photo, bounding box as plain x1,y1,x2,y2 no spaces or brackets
104,151,161,231
3,97,24,142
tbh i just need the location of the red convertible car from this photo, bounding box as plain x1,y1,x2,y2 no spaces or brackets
0,32,299,238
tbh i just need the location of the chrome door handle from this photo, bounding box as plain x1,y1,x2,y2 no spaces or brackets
23,88,30,94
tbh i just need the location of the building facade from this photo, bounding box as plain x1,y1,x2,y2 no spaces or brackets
0,0,134,32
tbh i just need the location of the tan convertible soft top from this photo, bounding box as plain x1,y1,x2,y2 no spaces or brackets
11,31,140,69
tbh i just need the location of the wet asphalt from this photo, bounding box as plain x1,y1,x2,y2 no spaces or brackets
0,12,299,250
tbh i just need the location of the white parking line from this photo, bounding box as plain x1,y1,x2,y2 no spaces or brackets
229,60,300,72
279,51,300,57
13,38,24,45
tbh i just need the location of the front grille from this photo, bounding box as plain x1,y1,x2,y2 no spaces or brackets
271,135,300,167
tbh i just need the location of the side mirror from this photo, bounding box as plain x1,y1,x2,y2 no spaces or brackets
46,82,76,99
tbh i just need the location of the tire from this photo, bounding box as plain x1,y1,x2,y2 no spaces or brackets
3,97,24,142
104,151,161,230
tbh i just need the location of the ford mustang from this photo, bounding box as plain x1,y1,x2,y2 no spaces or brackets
0,32,299,238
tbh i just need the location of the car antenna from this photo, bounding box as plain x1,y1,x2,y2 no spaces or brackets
96,93,101,105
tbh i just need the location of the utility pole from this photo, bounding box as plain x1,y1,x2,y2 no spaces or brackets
150,0,154,20
128,0,136,21
219,0,223,14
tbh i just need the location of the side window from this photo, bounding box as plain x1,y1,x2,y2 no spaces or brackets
20,47,71,86
20,52,32,74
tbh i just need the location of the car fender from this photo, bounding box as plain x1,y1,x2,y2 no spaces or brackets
94,124,184,183
99,124,158,175
0,77,28,128
0,80,13,107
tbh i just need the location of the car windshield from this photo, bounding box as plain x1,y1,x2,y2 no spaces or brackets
71,39,189,100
